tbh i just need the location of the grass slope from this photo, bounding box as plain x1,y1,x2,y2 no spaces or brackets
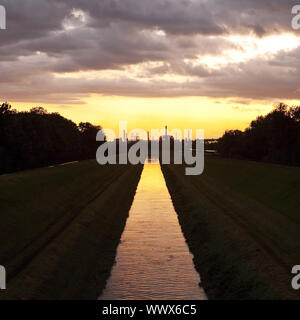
0,160,142,299
161,156,300,299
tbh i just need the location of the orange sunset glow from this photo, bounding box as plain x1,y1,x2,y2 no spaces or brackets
11,96,276,138
1,2,300,138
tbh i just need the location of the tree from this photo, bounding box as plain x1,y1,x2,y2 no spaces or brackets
30,106,48,115
0,103,104,174
79,122,103,159
0,102,16,115
217,103,300,166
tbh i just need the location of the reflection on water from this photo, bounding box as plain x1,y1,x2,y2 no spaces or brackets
99,162,207,300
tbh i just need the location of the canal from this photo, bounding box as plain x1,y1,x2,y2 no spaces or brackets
99,160,206,300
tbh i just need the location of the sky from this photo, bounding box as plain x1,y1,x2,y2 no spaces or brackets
1,0,300,137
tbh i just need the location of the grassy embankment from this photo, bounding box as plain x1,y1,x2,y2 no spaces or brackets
0,160,142,299
162,156,300,299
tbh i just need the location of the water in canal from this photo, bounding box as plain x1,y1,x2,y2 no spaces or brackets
99,161,207,300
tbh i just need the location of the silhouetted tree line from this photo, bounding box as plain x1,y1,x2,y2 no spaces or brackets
217,103,300,165
0,103,102,174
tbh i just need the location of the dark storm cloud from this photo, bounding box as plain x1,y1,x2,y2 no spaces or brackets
60,0,298,36
0,0,296,58
0,0,69,45
2,47,300,104
0,0,300,103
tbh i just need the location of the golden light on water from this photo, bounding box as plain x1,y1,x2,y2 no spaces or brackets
100,163,207,300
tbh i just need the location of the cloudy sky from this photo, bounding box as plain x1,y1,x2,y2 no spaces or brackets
1,0,300,137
